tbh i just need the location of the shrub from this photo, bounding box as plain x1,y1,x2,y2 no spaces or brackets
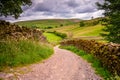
80,21,85,27
46,26,53,29
47,31,67,39
92,21,99,26
60,24,63,26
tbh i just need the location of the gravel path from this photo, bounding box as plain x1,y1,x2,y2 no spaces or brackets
0,46,103,80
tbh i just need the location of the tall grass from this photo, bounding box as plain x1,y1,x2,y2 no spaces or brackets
0,40,53,70
60,46,112,79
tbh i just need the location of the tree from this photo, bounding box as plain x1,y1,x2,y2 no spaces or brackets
0,0,32,19
80,21,85,27
96,0,120,43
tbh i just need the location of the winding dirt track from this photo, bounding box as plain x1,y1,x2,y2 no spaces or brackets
0,46,102,80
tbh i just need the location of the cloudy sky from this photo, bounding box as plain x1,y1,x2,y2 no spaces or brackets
0,0,104,22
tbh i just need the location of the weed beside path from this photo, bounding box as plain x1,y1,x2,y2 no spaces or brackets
0,40,53,70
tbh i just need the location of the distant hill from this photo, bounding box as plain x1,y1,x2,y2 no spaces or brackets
15,17,105,41
48,17,105,41
15,19,81,29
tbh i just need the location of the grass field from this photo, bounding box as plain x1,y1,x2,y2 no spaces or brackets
52,24,104,37
43,32,62,44
15,19,80,29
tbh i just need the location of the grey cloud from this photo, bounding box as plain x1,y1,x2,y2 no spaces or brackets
0,16,15,22
75,5,97,13
74,0,100,13
32,0,103,14
0,0,104,22
42,12,54,16
58,13,74,18
33,3,52,12
33,0,71,13
22,5,30,11
66,0,79,8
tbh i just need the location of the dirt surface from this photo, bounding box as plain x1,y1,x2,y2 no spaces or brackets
0,46,103,80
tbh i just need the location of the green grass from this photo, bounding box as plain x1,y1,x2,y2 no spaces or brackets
0,40,53,70
60,45,112,79
53,24,104,38
15,18,106,42
43,32,62,44
15,19,79,29
51,24,106,42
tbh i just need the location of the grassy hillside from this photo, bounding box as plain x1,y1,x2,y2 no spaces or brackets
16,18,105,41
15,19,80,29
51,24,104,38
46,18,105,42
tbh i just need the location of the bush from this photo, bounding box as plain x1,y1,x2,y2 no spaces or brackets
92,21,99,26
80,19,100,27
60,24,63,26
60,39,120,76
47,26,53,29
80,21,85,27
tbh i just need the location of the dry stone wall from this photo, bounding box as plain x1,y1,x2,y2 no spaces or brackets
61,39,120,75
0,20,46,42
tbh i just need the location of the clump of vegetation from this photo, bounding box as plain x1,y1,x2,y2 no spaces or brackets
96,0,120,43
46,26,53,29
92,20,99,26
60,24,63,27
79,18,100,27
80,21,85,27
60,45,111,79
0,40,53,69
47,31,67,39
